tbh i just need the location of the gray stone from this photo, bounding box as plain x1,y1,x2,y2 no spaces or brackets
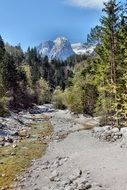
49,170,59,181
102,125,112,131
85,183,92,189
60,179,71,187
69,169,82,182
78,183,86,190
65,186,74,190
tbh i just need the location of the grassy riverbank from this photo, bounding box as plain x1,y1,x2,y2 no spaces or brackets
0,115,53,189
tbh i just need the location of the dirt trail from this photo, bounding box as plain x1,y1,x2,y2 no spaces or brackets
16,109,127,190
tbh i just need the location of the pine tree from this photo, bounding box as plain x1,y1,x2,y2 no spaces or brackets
94,0,122,125
114,14,127,127
26,47,41,84
0,35,5,63
0,35,5,80
0,37,8,115
2,52,19,90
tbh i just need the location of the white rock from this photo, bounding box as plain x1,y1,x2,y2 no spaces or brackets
49,170,59,181
69,169,82,182
111,128,119,133
120,128,127,147
12,144,17,148
120,128,127,136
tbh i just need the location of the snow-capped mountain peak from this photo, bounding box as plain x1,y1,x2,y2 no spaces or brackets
37,37,75,61
54,37,68,45
37,37,95,61
49,37,75,61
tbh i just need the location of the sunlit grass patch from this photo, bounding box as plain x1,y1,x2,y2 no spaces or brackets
0,119,53,189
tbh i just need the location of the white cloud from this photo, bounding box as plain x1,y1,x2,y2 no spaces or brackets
64,0,107,9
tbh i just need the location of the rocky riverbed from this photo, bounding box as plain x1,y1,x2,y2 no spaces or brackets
1,106,127,190
9,107,127,190
0,105,54,148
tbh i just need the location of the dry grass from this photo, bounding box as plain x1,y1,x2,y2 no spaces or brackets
82,123,95,130
0,117,53,190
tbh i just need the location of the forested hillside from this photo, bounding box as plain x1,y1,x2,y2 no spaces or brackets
0,35,88,115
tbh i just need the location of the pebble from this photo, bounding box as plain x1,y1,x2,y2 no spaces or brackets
11,152,16,156
65,186,74,190
12,144,17,148
60,179,71,187
85,183,92,189
49,170,59,181
92,126,123,142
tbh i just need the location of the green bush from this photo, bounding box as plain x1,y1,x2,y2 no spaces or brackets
52,87,65,109
0,83,9,116
35,78,51,105
64,85,84,113
0,97,9,116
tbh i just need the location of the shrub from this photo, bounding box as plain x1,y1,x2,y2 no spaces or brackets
35,78,51,105
0,97,9,116
64,85,84,113
52,87,65,109
21,64,33,87
0,83,9,116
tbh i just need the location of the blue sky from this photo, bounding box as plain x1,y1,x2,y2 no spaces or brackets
0,0,110,50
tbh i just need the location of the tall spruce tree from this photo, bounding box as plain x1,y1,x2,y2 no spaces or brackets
114,14,127,127
94,0,122,125
0,35,5,62
0,36,5,80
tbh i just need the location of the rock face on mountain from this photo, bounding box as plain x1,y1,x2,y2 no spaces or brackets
49,37,75,61
37,37,75,61
38,41,54,58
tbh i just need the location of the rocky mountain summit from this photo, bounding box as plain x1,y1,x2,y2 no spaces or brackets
37,37,95,61
37,37,75,61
